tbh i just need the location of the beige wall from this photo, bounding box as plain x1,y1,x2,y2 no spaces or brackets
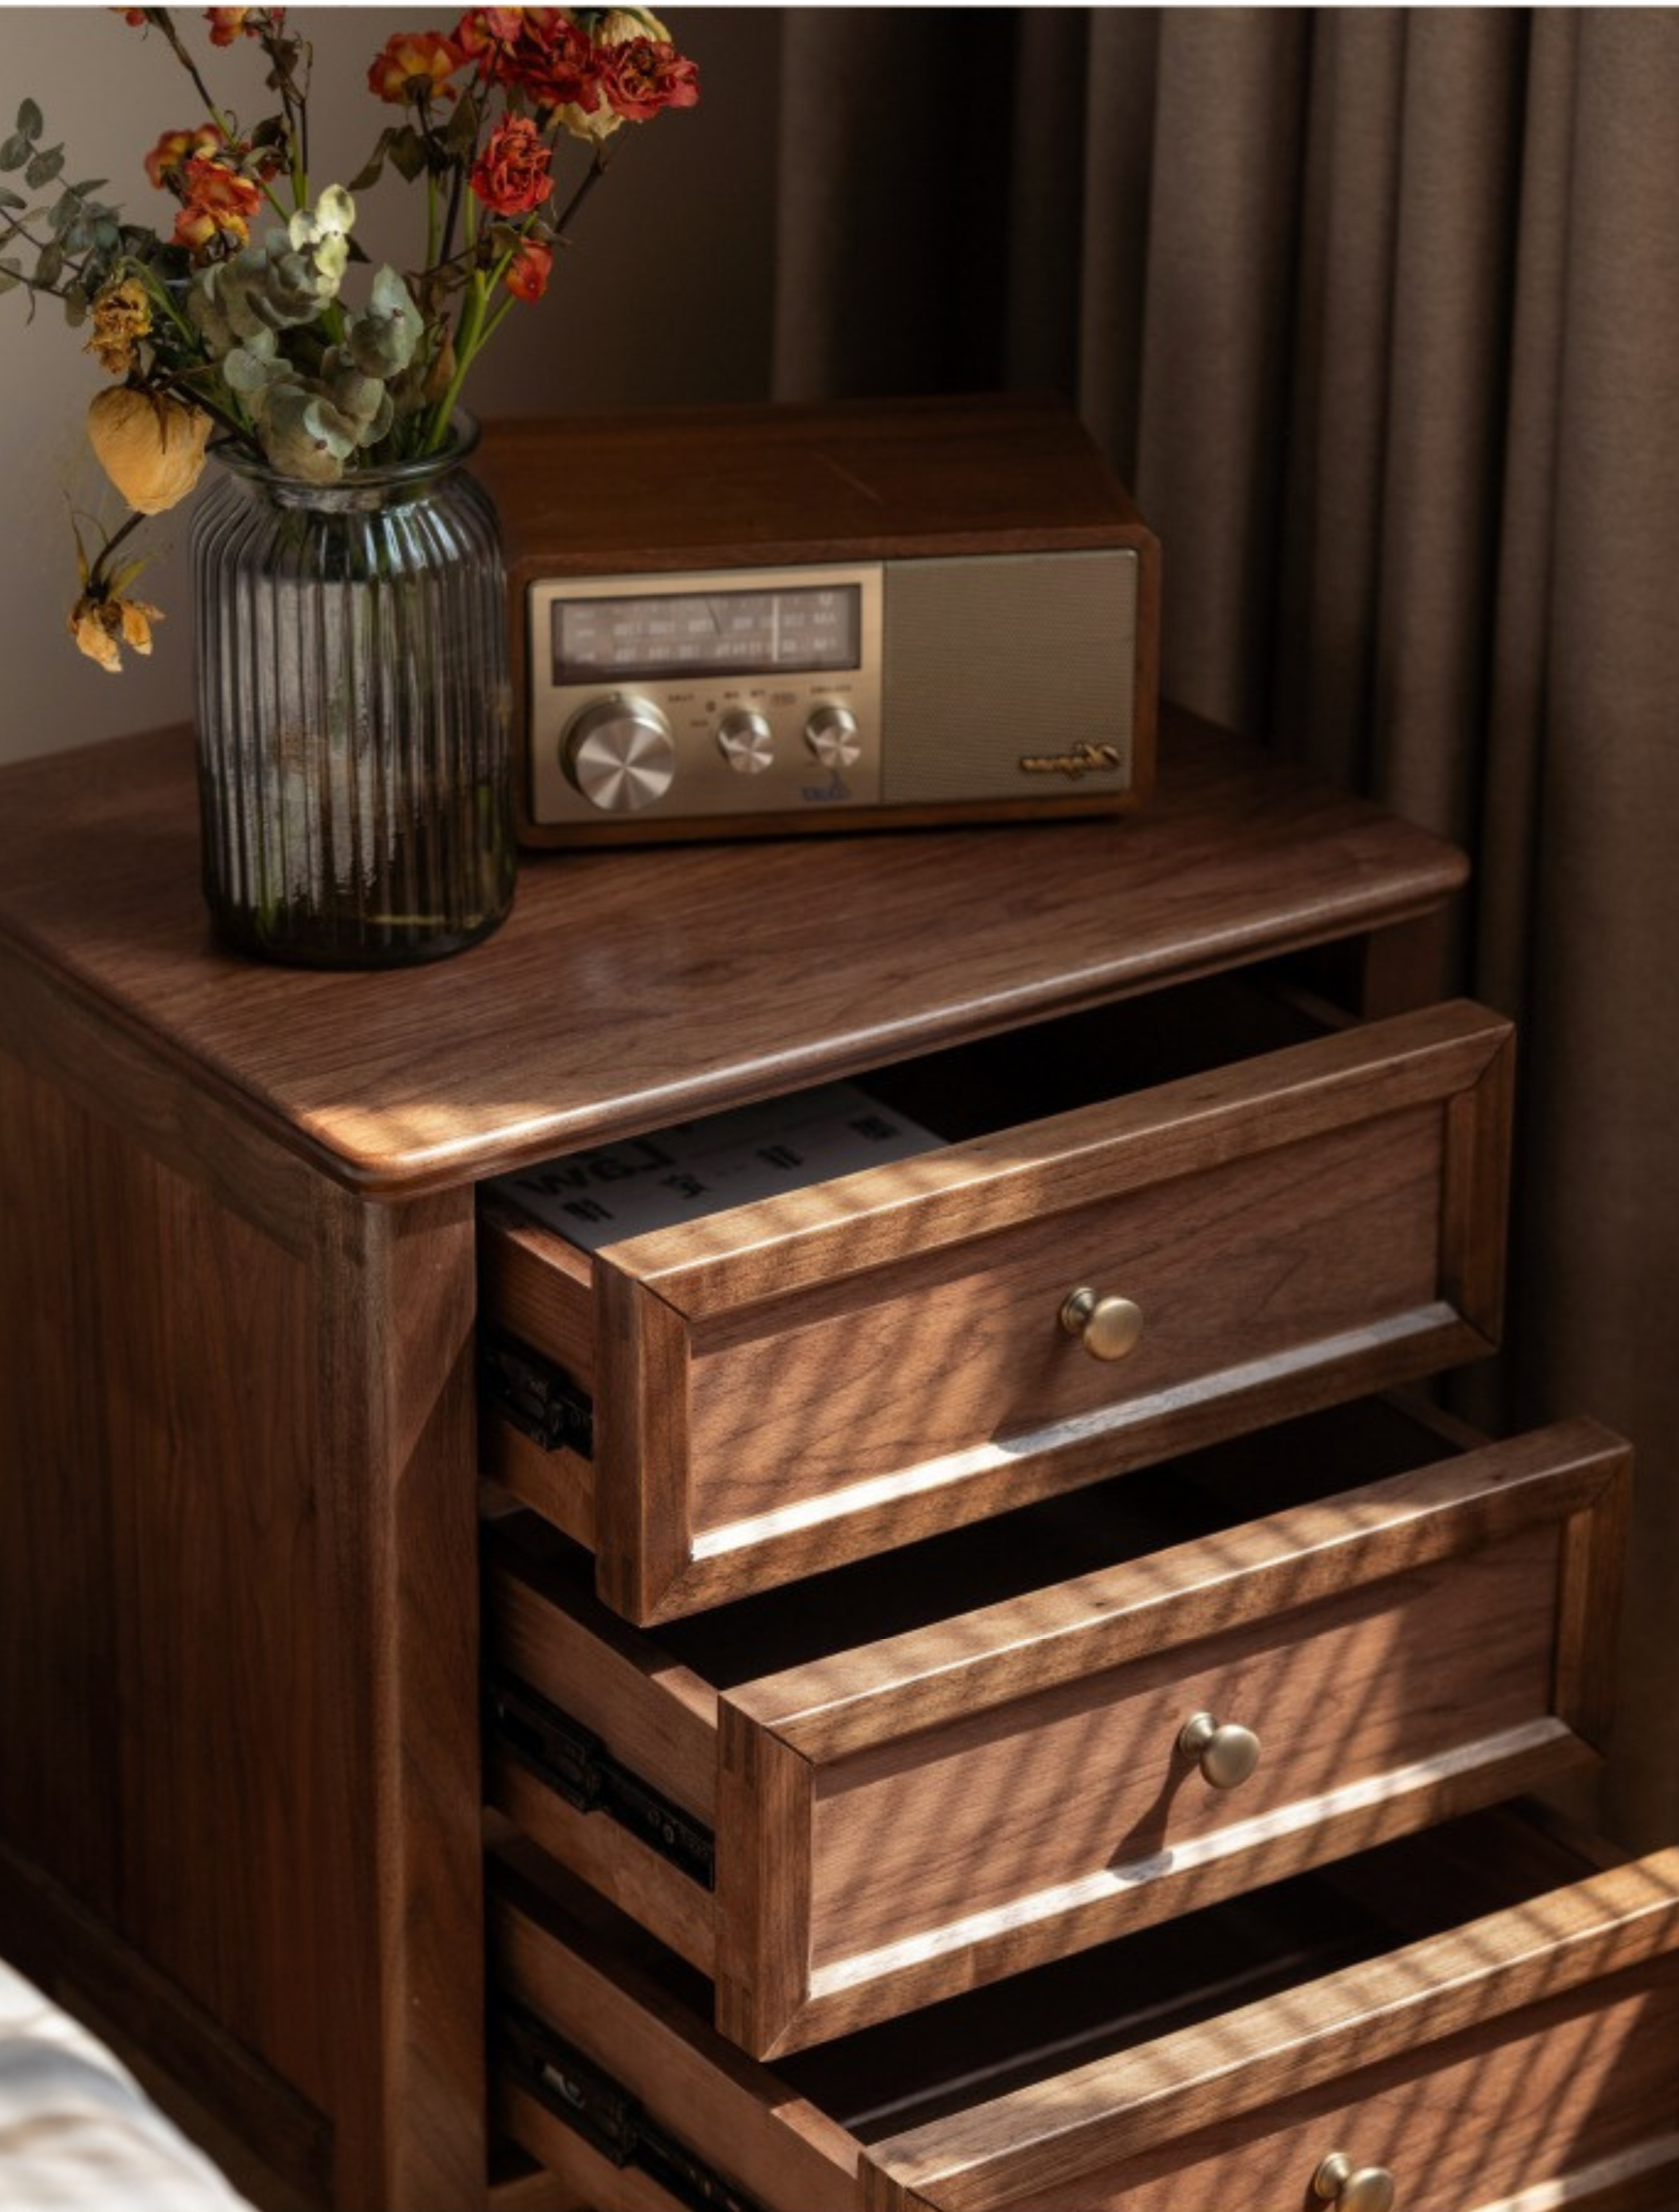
0,5,777,763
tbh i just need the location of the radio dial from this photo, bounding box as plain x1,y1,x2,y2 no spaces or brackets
716,709,775,774
805,704,861,770
564,696,677,813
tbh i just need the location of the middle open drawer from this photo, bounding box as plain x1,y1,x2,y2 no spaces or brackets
484,1395,1629,2058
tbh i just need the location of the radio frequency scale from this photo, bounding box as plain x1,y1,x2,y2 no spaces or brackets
475,393,1162,847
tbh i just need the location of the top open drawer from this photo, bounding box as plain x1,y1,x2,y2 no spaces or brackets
479,978,1513,1622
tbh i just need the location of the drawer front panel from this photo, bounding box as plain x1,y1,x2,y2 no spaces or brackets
486,1001,1512,1623
804,1522,1562,1973
684,1104,1442,1528
492,1833,1679,2212
995,1968,1679,2212
488,1416,1630,2059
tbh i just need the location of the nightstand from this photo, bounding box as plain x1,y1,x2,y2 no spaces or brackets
0,705,1671,2212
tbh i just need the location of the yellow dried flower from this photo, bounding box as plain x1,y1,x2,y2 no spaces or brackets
68,586,164,674
84,278,154,377
86,388,213,515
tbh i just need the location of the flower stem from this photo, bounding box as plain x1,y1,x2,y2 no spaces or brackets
425,268,487,451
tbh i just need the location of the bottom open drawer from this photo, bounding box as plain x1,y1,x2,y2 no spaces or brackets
491,1807,1679,2212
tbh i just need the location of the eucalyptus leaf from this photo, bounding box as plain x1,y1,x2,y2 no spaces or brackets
34,239,62,289
93,219,120,252
49,191,78,234
62,280,87,326
0,265,20,295
0,133,30,172
0,185,23,209
71,178,108,199
25,146,65,189
16,99,42,142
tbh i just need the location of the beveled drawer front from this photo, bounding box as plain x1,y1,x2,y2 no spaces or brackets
480,990,1514,1623
484,1398,1629,2058
490,1813,1679,2212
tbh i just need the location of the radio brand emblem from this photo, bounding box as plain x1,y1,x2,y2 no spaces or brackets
1018,741,1124,781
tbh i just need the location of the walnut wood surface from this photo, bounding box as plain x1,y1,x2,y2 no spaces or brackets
486,1416,1627,2058
490,1822,1679,2212
861,1848,1679,2210
0,708,1466,1194
0,998,487,2208
485,998,1513,1620
983,1970,1679,2212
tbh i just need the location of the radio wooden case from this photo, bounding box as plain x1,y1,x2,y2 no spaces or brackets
476,394,1161,848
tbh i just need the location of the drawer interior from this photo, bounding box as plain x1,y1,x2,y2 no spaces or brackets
504,1394,1470,1691
496,1807,1627,2148
776,1812,1612,2144
484,971,1330,1247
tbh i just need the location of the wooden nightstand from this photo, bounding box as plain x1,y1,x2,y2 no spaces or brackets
0,706,1672,2212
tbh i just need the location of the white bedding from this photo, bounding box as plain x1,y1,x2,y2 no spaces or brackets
0,1957,256,2211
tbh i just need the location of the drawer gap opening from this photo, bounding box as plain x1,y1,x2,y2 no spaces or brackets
765,1811,1636,2140
483,971,1327,1255
645,1395,1468,1689
495,1805,1629,2151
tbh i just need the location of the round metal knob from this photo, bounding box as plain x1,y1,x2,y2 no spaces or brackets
1177,1711,1262,1789
564,696,677,813
1058,1287,1144,1362
805,703,861,770
1313,2153,1396,2211
716,708,774,774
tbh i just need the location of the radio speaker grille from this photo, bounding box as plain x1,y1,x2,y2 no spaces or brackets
881,551,1138,804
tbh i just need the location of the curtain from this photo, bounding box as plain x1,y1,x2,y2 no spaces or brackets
771,7,1679,1851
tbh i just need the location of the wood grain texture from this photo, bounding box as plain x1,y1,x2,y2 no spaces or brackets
714,1710,816,2058
486,1416,1629,2058
500,1000,1513,1619
491,1820,1679,2212
862,1848,1679,2211
492,1848,859,2212
487,1540,719,1817
0,1026,489,2207
986,1968,1679,2212
0,710,1467,1194
0,1838,332,2211
307,1180,488,2210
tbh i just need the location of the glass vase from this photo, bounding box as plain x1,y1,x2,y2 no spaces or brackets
190,413,516,967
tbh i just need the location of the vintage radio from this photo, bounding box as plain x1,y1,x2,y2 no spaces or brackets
475,394,1160,847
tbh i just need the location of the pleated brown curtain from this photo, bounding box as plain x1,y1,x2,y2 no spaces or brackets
771,7,1679,1851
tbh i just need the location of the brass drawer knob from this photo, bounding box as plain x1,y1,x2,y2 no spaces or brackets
1313,2153,1396,2210
1177,1710,1262,1789
1059,1287,1144,1361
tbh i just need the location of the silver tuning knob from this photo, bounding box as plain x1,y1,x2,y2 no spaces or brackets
717,708,775,774
805,704,861,770
564,696,677,814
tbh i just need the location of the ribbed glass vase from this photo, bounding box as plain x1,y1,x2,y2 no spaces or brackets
191,413,516,967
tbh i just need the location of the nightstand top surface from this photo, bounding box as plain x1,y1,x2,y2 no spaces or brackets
0,708,1466,1194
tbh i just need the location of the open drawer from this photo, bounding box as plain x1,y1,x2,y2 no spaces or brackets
479,978,1515,1622
484,1396,1629,2057
490,1805,1679,2212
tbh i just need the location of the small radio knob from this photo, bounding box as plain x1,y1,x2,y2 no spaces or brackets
804,704,861,770
716,708,775,774
563,696,677,814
